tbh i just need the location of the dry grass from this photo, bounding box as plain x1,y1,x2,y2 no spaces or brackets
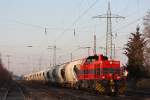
136,79,150,90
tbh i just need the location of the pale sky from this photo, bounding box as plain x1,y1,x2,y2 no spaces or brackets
0,0,150,75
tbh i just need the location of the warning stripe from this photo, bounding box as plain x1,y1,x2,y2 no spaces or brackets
95,82,105,93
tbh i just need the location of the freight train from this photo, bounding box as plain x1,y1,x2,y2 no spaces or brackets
23,54,127,95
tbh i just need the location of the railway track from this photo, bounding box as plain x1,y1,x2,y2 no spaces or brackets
2,82,26,100
21,81,150,100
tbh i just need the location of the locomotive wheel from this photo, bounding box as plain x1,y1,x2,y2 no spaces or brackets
104,80,120,96
74,82,80,89
109,85,118,96
119,82,126,95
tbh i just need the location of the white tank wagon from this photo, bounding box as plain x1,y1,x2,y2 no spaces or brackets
49,66,57,83
23,73,34,81
63,59,83,87
23,75,30,81
43,69,51,82
23,59,84,88
35,71,46,81
51,63,68,85
23,69,51,82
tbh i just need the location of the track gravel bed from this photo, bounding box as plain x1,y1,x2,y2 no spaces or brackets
0,82,25,100
21,81,150,100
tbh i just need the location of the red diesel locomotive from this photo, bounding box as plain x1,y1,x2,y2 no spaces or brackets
77,54,126,95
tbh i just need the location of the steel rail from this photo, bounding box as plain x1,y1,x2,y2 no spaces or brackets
2,83,26,100
2,86,10,100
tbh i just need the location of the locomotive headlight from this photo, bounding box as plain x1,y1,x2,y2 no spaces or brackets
110,61,112,64
116,76,121,80
102,75,105,79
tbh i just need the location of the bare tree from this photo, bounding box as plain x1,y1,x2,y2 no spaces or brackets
143,10,150,75
0,55,11,83
143,10,150,39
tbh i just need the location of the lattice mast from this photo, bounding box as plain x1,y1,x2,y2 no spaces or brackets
93,33,97,55
93,0,124,58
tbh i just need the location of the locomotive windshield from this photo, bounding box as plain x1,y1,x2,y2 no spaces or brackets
86,55,98,64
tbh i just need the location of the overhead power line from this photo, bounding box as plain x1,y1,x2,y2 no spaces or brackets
112,16,143,33
8,19,44,28
54,0,99,42
117,0,130,15
5,18,96,34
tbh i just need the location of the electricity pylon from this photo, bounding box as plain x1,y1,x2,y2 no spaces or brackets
93,0,125,58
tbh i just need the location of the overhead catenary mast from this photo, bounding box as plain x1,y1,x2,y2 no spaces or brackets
48,45,57,66
93,0,125,58
78,46,91,57
93,33,96,55
6,55,10,70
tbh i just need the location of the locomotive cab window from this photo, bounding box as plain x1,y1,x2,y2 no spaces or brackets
102,56,108,60
86,55,98,64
